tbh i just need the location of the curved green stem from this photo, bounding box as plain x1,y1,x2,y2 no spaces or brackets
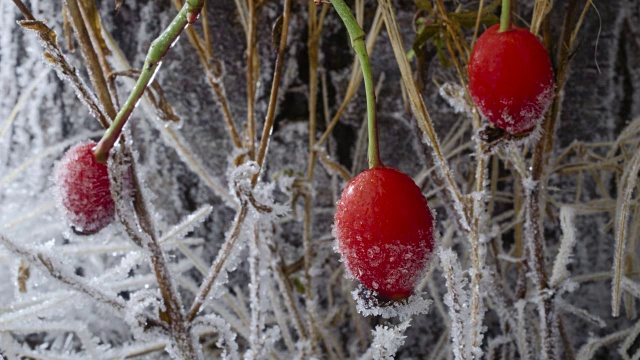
499,0,511,32
93,0,204,164
329,0,382,169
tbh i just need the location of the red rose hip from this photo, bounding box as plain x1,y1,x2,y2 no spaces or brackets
52,141,115,233
334,167,435,300
468,24,554,134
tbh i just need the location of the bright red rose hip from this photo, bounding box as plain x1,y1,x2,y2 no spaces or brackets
52,141,115,233
468,24,554,134
334,167,435,300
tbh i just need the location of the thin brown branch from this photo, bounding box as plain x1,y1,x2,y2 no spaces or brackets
253,0,293,185
111,144,198,358
187,203,249,322
12,0,34,20
65,0,117,120
246,0,258,160
16,19,111,128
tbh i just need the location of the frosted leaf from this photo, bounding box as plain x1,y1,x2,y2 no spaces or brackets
351,285,431,320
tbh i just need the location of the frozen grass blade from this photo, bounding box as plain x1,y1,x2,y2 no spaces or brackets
550,206,578,288
612,144,640,317
0,70,50,143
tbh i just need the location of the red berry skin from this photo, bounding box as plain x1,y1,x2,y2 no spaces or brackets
334,167,435,300
468,24,554,134
52,141,115,233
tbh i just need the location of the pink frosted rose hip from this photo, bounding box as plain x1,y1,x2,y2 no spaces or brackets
52,141,115,233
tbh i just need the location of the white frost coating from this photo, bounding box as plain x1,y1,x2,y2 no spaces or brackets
550,207,578,288
515,300,531,360
192,314,240,360
352,286,431,320
439,247,467,360
438,247,485,360
369,322,411,360
557,300,606,329
438,82,472,115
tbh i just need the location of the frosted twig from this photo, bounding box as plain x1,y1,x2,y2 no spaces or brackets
576,327,631,359
248,223,264,358
0,202,55,231
57,238,203,257
550,206,578,288
523,180,556,360
486,336,511,360
0,234,169,332
612,144,640,316
267,274,296,353
187,203,249,321
244,0,259,161
622,276,640,300
0,291,74,327
439,248,469,360
0,234,125,311
557,300,606,329
114,145,198,358
13,16,110,128
160,205,213,244
270,247,308,341
620,319,640,360
3,320,99,358
253,0,293,184
515,300,531,360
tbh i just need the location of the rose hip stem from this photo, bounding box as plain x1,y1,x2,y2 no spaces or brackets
500,0,510,32
329,0,382,169
93,0,204,164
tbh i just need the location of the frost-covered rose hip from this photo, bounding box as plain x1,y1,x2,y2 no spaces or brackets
334,167,434,300
52,141,115,233
468,24,554,134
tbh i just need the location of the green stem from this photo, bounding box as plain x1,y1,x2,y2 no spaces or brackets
330,0,381,169
93,0,204,164
499,0,510,32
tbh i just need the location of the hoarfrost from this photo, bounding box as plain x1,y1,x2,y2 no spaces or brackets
368,321,411,360
352,286,432,320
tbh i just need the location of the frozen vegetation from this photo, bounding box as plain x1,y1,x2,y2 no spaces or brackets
1,0,640,359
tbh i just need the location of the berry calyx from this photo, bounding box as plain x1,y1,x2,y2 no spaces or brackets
468,24,554,135
52,141,115,233
334,167,435,300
